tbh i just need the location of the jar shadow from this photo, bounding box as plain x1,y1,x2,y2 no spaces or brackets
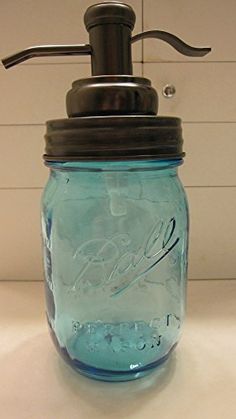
55,352,177,417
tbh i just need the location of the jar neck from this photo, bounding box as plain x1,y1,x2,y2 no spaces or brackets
45,158,183,173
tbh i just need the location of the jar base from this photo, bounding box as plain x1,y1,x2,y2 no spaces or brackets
66,346,176,382
49,324,177,382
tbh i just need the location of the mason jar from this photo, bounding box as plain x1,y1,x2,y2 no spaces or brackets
41,157,188,381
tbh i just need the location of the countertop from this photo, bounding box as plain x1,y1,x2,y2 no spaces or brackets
0,279,235,419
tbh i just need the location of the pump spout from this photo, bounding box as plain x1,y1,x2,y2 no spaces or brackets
2,44,91,69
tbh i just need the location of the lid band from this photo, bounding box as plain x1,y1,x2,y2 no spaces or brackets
44,116,184,162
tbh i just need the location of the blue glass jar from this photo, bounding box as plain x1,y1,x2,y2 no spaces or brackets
1,0,210,385
41,158,189,381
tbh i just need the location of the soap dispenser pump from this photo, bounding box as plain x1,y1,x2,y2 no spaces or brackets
2,2,210,381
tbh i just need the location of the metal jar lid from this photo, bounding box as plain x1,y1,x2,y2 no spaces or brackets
44,115,183,162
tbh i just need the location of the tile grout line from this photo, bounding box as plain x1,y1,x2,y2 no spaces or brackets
141,0,144,77
188,278,236,281
184,185,236,189
0,279,43,282
144,61,236,64
183,121,236,124
0,187,44,190
0,122,46,128
0,124,45,127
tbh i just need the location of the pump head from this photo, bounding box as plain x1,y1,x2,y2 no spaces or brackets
1,2,211,162
2,2,210,117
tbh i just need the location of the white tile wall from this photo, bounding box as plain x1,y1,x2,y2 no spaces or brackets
180,124,236,187
0,190,43,281
144,63,236,122
0,1,235,280
187,188,236,279
0,126,47,188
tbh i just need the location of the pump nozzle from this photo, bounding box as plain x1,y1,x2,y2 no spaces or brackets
2,44,91,69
